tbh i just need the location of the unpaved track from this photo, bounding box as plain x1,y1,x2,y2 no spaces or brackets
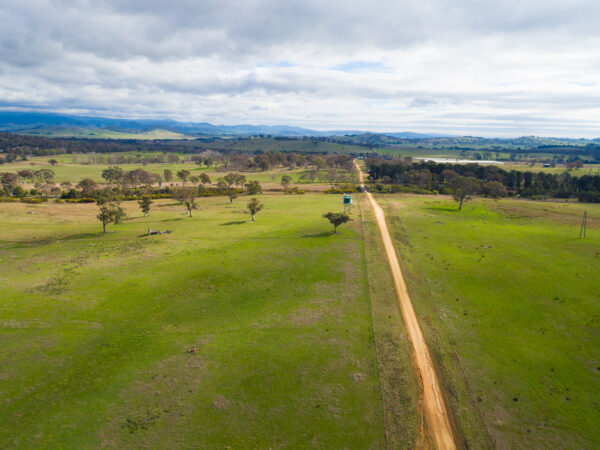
355,162,456,450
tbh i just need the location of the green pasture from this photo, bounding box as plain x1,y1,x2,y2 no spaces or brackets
2,158,356,186
19,127,192,140
0,195,387,448
380,194,600,448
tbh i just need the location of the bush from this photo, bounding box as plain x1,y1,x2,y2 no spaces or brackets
66,197,96,203
198,188,244,197
20,197,45,203
283,187,305,195
13,186,26,197
0,196,17,202
325,188,357,194
55,199,64,203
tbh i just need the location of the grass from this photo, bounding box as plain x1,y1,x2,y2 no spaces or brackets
2,157,356,186
0,195,389,448
19,127,192,140
355,193,420,448
379,194,600,448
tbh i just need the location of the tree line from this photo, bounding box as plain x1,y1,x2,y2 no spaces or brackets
366,158,600,203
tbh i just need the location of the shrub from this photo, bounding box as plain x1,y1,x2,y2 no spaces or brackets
0,196,17,202
66,197,95,203
325,188,357,194
283,187,306,195
20,197,45,204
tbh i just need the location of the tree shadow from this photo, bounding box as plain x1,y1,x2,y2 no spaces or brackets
425,205,459,213
161,217,185,222
301,231,332,238
61,232,104,241
220,220,247,226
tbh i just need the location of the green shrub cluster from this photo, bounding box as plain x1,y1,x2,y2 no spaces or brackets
20,197,48,204
65,198,96,203
283,187,305,195
325,187,358,194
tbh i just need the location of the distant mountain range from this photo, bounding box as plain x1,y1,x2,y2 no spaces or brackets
0,111,450,139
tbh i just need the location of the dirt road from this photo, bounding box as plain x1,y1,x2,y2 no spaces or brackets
355,162,456,450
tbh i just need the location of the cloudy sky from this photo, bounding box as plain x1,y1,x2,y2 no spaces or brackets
1,0,600,137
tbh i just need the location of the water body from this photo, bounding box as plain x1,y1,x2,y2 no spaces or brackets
414,157,504,165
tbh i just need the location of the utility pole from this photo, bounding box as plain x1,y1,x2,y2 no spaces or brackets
579,211,587,238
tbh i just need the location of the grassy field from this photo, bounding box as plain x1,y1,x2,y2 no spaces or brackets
2,157,357,187
379,194,600,448
19,127,192,140
0,194,395,448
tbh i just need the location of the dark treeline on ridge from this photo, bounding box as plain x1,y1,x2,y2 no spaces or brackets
367,158,600,203
2,131,600,164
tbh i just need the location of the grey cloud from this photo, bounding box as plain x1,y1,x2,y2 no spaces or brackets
1,1,600,136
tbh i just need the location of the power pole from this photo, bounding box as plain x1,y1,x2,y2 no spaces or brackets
579,211,587,238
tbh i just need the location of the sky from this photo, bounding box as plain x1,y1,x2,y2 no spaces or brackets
1,0,600,137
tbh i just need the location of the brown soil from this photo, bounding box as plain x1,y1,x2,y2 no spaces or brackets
356,162,456,450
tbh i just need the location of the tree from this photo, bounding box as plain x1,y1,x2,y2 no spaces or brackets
327,169,337,185
308,169,318,183
451,176,480,210
234,174,246,187
172,187,197,217
226,189,238,203
77,178,98,195
48,159,58,166
312,156,326,169
170,187,186,204
96,200,126,233
216,177,228,189
247,198,264,222
138,195,153,216
167,153,180,164
102,166,123,184
1,172,18,192
163,169,173,183
177,169,190,186
482,181,507,199
190,175,200,186
224,173,237,188
254,154,270,170
17,169,34,183
323,212,351,234
245,180,262,195
123,169,151,187
199,173,211,186
281,174,292,188
34,168,54,183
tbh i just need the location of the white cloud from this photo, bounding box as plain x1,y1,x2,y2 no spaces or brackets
1,0,600,136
